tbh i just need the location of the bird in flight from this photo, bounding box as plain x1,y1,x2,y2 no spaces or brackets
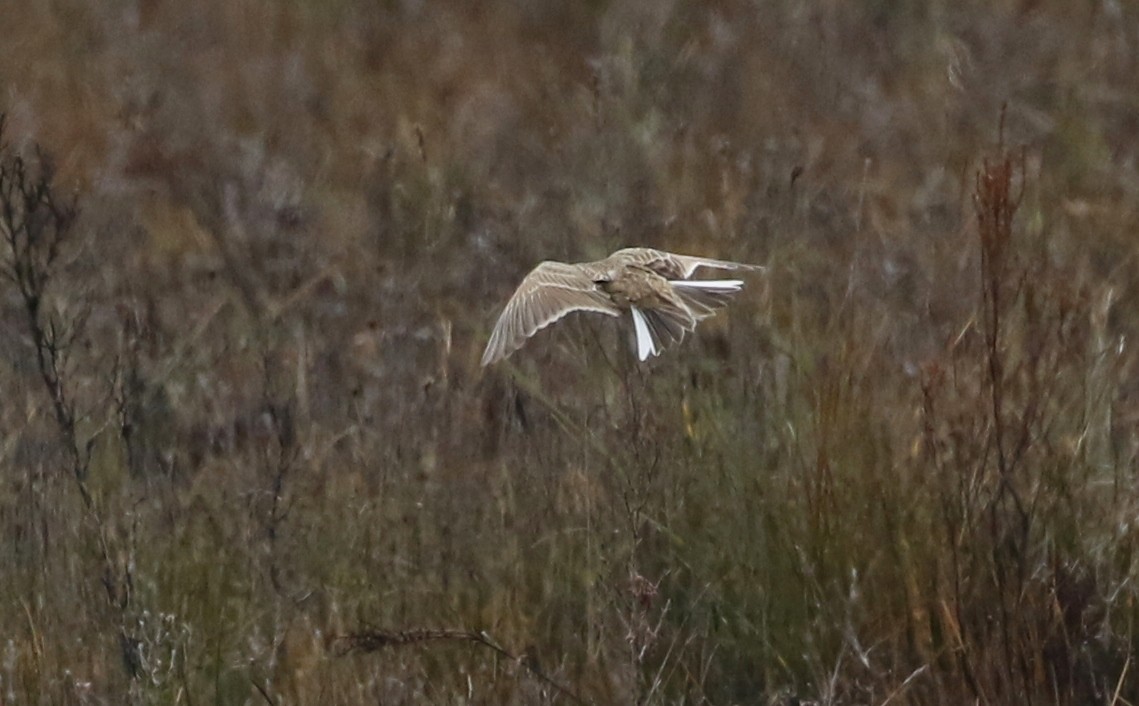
481,247,764,366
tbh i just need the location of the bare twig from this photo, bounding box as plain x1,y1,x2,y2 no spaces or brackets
0,116,139,678
332,627,587,704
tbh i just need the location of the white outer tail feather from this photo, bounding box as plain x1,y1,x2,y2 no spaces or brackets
670,279,744,291
630,307,658,361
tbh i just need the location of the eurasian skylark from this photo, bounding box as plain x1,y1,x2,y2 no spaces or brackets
481,247,764,366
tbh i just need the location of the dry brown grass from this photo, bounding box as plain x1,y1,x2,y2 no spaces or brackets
1,1,1138,703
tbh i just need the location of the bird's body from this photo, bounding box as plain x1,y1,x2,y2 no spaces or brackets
481,247,763,366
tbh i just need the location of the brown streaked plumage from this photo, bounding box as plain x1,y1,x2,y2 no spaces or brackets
481,247,764,366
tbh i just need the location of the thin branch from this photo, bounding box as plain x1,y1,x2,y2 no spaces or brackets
332,627,587,704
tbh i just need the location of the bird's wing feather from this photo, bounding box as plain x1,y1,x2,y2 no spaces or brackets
611,247,764,279
670,279,744,318
481,261,620,366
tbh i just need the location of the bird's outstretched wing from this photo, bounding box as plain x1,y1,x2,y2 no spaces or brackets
481,261,621,366
611,247,765,279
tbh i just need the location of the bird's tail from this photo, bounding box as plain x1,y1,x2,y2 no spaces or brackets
630,301,695,361
630,306,658,361
630,281,744,362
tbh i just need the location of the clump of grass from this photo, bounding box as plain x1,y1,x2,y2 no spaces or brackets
910,122,1135,703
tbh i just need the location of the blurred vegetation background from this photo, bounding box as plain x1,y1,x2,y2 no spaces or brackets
1,1,1138,703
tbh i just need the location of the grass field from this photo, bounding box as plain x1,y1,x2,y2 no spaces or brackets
1,1,1138,703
